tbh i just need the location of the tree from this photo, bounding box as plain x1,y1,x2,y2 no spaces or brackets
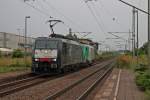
139,42,148,55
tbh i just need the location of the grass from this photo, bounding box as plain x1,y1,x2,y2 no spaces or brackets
117,54,147,69
146,90,150,100
0,66,29,73
0,57,31,73
117,55,133,69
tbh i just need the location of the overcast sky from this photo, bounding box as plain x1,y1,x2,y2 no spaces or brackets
0,0,148,50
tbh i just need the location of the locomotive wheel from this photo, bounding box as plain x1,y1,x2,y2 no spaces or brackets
60,68,65,74
73,65,79,71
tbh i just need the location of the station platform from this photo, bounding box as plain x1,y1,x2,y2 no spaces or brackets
93,68,147,100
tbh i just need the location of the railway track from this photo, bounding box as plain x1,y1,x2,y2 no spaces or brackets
0,74,44,97
0,66,90,98
0,62,97,86
0,60,114,99
0,72,32,85
0,73,59,97
45,61,115,100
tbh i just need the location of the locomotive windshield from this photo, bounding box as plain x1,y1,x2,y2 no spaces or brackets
35,40,58,49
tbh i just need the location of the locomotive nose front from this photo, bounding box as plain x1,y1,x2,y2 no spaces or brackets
32,39,59,73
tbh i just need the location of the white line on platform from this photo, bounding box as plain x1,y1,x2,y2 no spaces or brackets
113,69,122,100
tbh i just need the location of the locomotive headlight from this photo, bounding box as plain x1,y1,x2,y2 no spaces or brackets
35,58,39,61
53,58,57,61
45,50,48,53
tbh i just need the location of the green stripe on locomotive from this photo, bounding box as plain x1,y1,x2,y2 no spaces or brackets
81,45,89,62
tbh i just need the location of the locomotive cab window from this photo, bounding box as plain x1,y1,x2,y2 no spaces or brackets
35,40,58,49
47,40,58,49
35,40,46,49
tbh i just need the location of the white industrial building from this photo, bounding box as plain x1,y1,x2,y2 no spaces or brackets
0,32,35,52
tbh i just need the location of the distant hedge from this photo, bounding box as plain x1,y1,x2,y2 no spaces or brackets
12,49,24,58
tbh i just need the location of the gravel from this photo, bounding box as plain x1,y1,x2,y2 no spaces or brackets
1,60,112,100
0,70,30,80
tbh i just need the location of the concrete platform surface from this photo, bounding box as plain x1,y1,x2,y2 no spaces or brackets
93,69,147,100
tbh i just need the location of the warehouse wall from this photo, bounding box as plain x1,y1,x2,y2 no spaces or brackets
0,32,35,51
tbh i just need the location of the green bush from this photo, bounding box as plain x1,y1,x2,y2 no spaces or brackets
135,72,150,91
139,42,148,55
12,49,24,58
135,64,150,91
146,90,150,99
134,64,148,72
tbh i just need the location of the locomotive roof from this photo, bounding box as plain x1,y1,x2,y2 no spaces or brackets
35,37,80,45
35,37,95,48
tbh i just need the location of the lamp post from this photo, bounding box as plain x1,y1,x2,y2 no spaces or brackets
148,0,150,73
17,28,21,48
25,16,30,67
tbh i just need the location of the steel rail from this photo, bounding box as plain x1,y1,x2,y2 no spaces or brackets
0,74,44,90
0,74,55,97
45,61,113,100
76,63,114,100
0,72,32,84
0,78,45,97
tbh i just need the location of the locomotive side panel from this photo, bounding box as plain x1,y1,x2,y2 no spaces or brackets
81,44,96,64
81,45,89,63
61,41,82,68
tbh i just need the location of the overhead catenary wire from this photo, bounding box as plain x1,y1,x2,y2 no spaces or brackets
97,0,127,31
24,1,53,18
94,0,125,32
24,0,85,37
83,0,113,47
38,0,59,18
83,0,105,34
23,0,109,39
91,2,106,32
34,1,70,34
35,0,86,36
42,0,87,33
36,0,54,17
96,0,130,48
98,0,112,17
83,0,125,48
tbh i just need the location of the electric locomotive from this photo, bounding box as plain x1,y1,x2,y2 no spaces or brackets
32,34,96,74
